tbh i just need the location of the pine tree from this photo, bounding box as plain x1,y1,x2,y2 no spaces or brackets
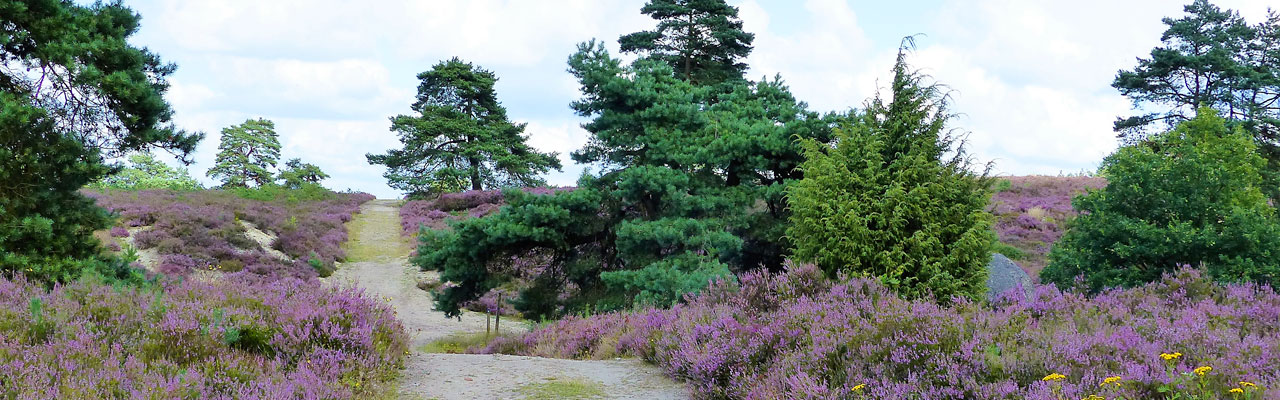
207,118,281,188
1,0,200,283
278,158,329,188
786,48,995,302
1114,0,1280,162
1043,109,1280,290
367,58,561,197
618,0,754,86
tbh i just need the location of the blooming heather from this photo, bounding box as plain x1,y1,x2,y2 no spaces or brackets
483,264,1280,399
0,274,408,398
988,176,1106,276
86,189,373,279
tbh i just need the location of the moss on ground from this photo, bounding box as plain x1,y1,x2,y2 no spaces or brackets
516,378,606,400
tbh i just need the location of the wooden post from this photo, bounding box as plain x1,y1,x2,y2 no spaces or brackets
495,293,502,334
486,313,491,336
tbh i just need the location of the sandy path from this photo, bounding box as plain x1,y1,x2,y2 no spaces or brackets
328,200,687,400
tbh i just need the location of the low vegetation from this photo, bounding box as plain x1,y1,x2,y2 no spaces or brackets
482,264,1277,399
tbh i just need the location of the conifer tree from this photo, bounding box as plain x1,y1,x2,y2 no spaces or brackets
786,48,995,302
367,58,561,197
1,0,200,282
278,158,329,188
207,118,281,188
619,0,755,86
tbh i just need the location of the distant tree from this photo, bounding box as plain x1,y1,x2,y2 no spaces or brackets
367,58,561,197
1114,0,1280,162
618,0,755,86
278,158,329,188
786,48,995,302
207,118,281,188
1,0,200,282
90,152,202,191
1043,109,1280,291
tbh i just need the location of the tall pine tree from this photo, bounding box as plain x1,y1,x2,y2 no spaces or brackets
1114,0,1280,162
416,0,837,319
367,58,561,197
207,118,281,188
618,0,754,86
1,0,201,282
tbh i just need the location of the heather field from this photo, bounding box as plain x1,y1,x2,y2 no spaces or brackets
0,189,408,398
988,176,1108,276
480,265,1279,400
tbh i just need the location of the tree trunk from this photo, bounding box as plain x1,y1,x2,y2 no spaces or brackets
469,156,482,191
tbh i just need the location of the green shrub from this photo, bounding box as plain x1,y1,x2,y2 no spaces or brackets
786,50,995,302
88,153,203,192
1042,109,1280,290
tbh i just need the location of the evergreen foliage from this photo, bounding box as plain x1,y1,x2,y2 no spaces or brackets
786,49,995,301
1114,0,1280,162
207,118,281,188
278,158,329,189
367,58,561,197
618,0,755,86
89,152,202,191
1,0,199,283
1042,109,1280,290
416,4,835,319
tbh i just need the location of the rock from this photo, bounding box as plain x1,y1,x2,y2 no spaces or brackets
986,253,1033,302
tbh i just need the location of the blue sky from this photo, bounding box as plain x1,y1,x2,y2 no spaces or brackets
123,0,1277,198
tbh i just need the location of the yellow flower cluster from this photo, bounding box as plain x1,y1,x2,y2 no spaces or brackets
851,383,866,392
1100,376,1122,387
1230,388,1244,394
1159,352,1182,361
1042,373,1066,382
1193,366,1212,376
1082,395,1105,400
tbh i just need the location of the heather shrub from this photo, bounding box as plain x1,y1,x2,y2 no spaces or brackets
987,175,1107,275
87,188,373,279
787,50,994,302
485,264,1280,399
0,274,408,399
1043,109,1280,291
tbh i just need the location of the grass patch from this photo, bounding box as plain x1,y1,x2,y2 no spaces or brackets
419,332,504,354
342,204,412,263
517,378,606,400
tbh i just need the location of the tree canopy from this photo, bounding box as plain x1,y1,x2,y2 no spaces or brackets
89,152,202,191
1043,109,1280,290
618,0,755,86
1113,0,1280,162
1,0,198,282
367,58,561,197
207,118,281,188
278,158,329,189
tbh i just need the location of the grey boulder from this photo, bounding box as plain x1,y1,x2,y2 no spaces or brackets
986,253,1033,302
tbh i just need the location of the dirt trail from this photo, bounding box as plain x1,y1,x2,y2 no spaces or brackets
328,200,686,400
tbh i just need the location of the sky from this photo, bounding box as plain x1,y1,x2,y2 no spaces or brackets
122,0,1278,199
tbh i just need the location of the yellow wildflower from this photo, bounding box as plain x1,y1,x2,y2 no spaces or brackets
1193,366,1212,376
1159,352,1182,361
1100,376,1122,387
1240,381,1256,388
1230,388,1244,394
1082,396,1106,400
851,383,866,392
1042,373,1066,382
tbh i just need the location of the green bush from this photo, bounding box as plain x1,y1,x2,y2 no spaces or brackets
1042,109,1280,290
786,51,995,302
88,153,203,192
